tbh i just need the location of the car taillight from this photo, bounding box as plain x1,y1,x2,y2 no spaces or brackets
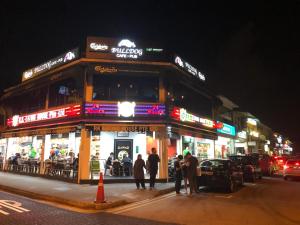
296,162,300,166
279,159,283,163
284,165,289,169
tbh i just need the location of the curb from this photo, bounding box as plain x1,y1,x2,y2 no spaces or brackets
0,184,175,210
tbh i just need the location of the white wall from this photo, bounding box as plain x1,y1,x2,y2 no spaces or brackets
98,131,147,164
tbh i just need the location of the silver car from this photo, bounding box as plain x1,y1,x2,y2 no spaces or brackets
283,159,300,180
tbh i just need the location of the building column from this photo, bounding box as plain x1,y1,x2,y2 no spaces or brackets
158,134,168,180
78,128,91,183
39,137,45,174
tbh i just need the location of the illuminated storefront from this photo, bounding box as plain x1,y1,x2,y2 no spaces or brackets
215,122,236,158
0,37,216,183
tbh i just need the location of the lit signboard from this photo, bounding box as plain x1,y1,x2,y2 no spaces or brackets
171,107,214,128
85,103,166,117
237,131,247,139
250,131,259,137
174,55,205,81
247,118,257,126
217,122,236,136
22,48,79,82
86,37,165,61
7,105,81,127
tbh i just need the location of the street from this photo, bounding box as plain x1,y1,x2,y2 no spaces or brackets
1,177,300,225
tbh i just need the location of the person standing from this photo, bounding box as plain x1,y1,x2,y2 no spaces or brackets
185,152,199,195
174,155,183,194
133,154,146,189
148,147,160,189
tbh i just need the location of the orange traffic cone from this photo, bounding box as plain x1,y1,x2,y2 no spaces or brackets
95,172,106,203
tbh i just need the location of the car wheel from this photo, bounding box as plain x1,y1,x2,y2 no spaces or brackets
251,174,256,182
227,178,235,193
240,176,244,186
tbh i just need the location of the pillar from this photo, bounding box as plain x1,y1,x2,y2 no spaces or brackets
158,134,168,179
78,128,91,183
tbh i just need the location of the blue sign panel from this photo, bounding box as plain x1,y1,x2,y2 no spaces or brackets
217,122,236,136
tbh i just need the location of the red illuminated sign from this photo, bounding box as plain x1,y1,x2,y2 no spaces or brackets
7,105,81,127
171,107,215,128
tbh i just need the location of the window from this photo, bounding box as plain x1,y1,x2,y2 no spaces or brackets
49,76,83,107
167,82,213,118
4,88,47,115
93,75,159,102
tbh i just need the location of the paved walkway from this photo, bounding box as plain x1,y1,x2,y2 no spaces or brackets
0,172,174,209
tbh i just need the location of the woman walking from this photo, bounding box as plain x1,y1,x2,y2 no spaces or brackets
133,154,146,189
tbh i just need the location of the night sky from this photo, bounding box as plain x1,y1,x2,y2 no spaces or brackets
1,1,300,151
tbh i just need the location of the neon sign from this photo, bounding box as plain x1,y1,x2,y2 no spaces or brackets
7,105,81,127
217,122,236,136
22,48,79,82
174,55,206,81
111,39,143,59
171,107,214,128
118,102,136,117
89,42,108,51
85,103,165,117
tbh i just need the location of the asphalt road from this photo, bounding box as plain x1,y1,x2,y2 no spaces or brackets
1,177,300,225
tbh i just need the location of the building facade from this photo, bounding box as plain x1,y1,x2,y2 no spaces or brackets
0,37,220,183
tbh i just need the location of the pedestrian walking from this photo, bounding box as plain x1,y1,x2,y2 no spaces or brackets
148,147,160,189
174,155,183,194
185,152,199,195
133,154,146,189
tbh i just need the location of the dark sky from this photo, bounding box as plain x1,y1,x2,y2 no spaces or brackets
1,1,300,151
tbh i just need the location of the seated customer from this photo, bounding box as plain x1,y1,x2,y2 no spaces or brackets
105,152,114,176
122,154,132,176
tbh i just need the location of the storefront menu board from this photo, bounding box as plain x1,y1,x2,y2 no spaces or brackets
86,37,165,61
22,48,80,82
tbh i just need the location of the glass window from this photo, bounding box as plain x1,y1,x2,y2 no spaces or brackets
167,81,213,118
49,76,83,107
93,75,159,102
4,88,47,115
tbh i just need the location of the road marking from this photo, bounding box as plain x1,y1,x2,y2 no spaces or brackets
0,200,30,216
214,195,232,199
107,192,176,214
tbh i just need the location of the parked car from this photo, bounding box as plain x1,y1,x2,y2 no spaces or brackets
252,153,276,176
198,159,244,193
283,159,300,180
228,155,262,182
273,155,289,174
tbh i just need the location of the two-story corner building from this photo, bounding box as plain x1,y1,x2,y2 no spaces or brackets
0,37,219,183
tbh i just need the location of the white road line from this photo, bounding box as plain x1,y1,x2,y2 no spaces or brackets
0,209,10,215
214,195,232,199
107,193,176,214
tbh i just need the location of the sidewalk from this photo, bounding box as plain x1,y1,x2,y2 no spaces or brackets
0,172,175,210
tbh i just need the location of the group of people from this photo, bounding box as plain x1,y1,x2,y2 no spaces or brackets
105,152,133,176
174,151,199,195
133,147,160,189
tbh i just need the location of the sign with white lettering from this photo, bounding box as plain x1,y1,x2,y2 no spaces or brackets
171,107,214,128
217,122,236,136
86,37,165,61
174,55,206,81
0,200,30,215
22,48,79,82
7,105,81,127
